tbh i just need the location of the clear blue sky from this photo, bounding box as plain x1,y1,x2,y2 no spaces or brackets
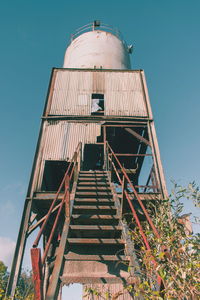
0,0,199,298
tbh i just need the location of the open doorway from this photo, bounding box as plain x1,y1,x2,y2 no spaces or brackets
82,144,104,171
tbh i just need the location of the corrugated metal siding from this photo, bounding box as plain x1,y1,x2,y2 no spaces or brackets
50,71,92,115
36,121,101,190
104,72,147,116
83,284,134,300
48,70,147,117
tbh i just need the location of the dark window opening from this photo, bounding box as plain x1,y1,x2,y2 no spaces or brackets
106,127,142,184
97,127,104,143
91,93,104,115
82,144,104,170
41,160,69,191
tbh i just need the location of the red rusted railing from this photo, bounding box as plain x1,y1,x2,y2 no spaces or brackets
31,142,82,300
106,142,164,289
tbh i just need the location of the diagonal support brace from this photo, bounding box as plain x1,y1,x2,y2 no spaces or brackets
125,128,151,147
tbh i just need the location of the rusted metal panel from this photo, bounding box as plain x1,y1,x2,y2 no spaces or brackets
49,70,93,115
104,71,147,116
48,70,148,117
36,121,101,190
41,121,101,159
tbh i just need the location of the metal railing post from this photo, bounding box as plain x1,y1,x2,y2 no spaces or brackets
65,175,70,220
121,175,126,217
78,142,82,172
104,142,108,171
31,248,43,300
110,153,113,181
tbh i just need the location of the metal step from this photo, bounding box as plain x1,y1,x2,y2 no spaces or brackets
78,177,109,182
69,231,122,239
70,225,121,231
79,171,107,174
65,252,128,261
73,205,116,210
78,181,109,186
79,174,107,178
68,238,124,245
75,191,113,197
72,207,116,216
72,214,120,225
76,186,111,191
72,214,119,220
74,198,114,204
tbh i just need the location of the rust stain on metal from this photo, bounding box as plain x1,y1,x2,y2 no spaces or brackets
30,248,43,300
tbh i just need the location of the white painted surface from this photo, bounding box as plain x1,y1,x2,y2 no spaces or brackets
63,30,131,70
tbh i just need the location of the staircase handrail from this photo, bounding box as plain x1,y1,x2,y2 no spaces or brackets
32,142,82,260
106,142,165,289
106,142,161,240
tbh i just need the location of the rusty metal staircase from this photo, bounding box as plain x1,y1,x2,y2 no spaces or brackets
30,142,165,299
61,170,132,285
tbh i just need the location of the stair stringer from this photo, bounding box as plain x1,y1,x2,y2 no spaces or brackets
45,177,79,300
61,171,129,285
83,172,143,300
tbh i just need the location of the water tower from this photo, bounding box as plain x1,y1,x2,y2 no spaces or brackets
7,21,167,299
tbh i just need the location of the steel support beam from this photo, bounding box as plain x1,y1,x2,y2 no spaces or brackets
140,70,168,198
31,248,43,300
28,203,62,235
6,198,32,298
124,127,151,147
46,219,70,300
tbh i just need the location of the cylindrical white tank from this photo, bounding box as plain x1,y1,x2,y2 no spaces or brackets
63,29,131,70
